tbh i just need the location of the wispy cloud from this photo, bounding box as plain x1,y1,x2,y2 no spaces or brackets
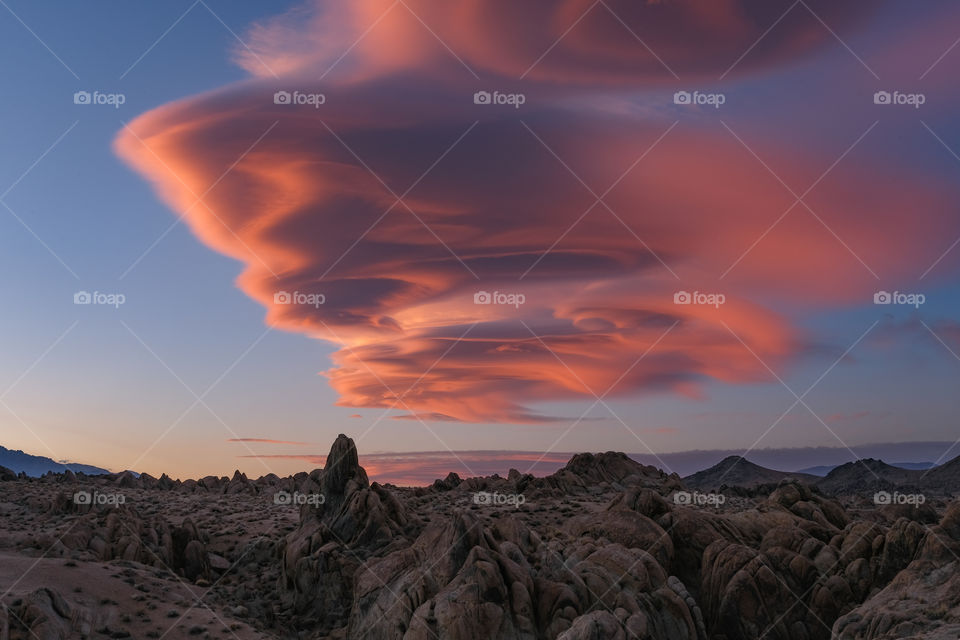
238,450,575,484
227,438,309,445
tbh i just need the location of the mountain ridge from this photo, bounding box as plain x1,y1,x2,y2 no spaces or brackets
0,445,110,477
682,454,819,491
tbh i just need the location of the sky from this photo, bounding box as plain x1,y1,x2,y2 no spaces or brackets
1,0,959,484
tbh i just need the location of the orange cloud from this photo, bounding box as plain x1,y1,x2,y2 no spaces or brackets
235,0,875,84
115,0,960,423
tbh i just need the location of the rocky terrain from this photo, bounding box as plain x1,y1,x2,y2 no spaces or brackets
0,438,958,639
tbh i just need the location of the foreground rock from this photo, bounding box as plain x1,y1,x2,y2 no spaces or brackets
833,502,960,639
0,436,957,639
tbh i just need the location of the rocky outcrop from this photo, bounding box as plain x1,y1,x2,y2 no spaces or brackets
44,503,213,582
311,434,413,546
279,445,960,639
535,451,682,495
675,482,928,640
566,507,674,568
3,439,958,639
6,588,90,640
431,471,462,491
279,434,418,630
833,501,960,639
348,511,702,639
276,437,708,639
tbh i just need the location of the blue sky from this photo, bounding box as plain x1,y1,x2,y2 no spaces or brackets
2,0,959,481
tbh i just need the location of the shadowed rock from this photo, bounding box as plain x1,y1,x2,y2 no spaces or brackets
320,433,369,508
834,502,960,638
3,439,960,639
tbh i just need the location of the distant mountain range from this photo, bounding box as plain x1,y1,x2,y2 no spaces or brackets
0,445,110,477
685,454,960,495
625,441,955,478
1,440,956,488
797,461,937,477
683,455,818,491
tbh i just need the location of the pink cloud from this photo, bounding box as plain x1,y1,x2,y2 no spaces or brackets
115,0,960,424
235,0,876,84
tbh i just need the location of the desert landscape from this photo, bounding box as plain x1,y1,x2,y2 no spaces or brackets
3,1,960,639
1,435,958,640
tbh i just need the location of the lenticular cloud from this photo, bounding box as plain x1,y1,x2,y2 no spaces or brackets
115,0,959,422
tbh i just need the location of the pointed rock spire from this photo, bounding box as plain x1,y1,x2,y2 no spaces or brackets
322,434,368,500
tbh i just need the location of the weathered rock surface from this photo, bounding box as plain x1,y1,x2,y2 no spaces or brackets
1,437,958,639
833,502,960,639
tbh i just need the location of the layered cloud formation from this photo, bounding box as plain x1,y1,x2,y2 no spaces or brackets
116,0,960,423
233,0,872,83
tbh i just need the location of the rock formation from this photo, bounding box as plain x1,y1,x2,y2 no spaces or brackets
1,436,958,638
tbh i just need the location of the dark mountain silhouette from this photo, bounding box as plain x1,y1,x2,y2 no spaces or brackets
924,454,960,488
681,454,960,497
798,461,936,476
814,458,924,494
0,445,110,477
682,455,818,490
